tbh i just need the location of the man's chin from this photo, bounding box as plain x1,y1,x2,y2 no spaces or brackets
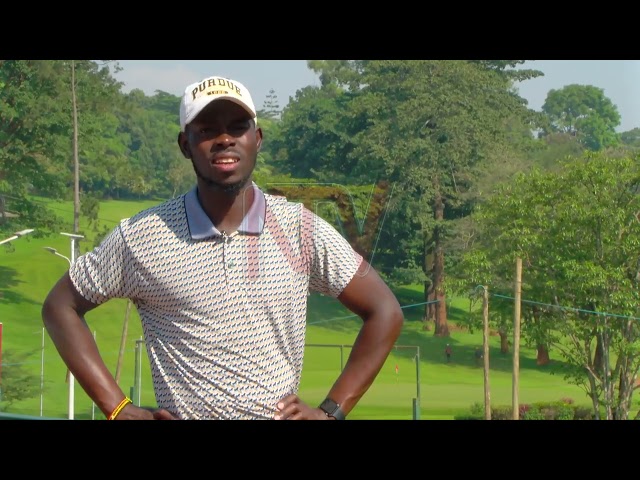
192,161,252,196
202,177,250,195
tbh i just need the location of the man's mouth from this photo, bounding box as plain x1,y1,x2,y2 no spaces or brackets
212,158,239,165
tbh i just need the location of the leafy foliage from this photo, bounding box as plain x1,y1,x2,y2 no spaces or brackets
540,84,621,151
455,151,640,419
0,350,41,411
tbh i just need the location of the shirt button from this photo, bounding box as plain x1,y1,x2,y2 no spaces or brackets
228,261,235,268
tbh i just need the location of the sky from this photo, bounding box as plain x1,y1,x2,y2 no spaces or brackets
111,60,640,133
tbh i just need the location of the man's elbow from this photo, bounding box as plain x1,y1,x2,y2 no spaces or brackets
379,299,404,339
41,291,60,329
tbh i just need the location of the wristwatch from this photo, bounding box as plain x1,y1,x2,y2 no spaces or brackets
318,397,346,420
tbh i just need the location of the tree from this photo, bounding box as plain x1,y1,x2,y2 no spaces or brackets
0,60,125,243
275,60,542,336
0,61,70,236
348,60,540,336
540,84,621,151
0,350,41,411
620,127,640,151
258,88,281,120
457,152,640,419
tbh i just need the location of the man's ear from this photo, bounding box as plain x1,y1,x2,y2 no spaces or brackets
256,127,263,152
177,131,190,158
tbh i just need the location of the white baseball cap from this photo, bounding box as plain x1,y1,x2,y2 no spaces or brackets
179,76,257,132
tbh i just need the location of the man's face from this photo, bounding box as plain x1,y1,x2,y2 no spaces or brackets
179,100,262,195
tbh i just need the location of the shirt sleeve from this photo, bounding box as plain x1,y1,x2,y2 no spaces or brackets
302,206,363,298
69,221,138,305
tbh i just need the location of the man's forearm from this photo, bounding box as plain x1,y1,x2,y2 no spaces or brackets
43,306,126,416
323,311,403,416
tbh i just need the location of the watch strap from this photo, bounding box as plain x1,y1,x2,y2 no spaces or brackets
318,397,346,420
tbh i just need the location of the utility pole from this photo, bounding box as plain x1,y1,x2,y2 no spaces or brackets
482,285,491,420
512,257,522,420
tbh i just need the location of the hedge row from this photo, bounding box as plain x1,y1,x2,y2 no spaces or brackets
455,399,594,420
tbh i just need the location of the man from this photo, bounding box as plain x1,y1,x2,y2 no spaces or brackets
42,75,404,420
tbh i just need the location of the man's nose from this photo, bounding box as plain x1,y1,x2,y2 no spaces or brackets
214,133,235,146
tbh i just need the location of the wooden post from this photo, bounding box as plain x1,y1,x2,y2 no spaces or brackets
115,300,132,384
512,257,522,420
0,322,3,386
482,286,491,420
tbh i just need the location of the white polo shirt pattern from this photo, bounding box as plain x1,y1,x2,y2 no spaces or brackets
69,183,363,419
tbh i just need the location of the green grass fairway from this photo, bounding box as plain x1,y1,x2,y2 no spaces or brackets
0,197,596,420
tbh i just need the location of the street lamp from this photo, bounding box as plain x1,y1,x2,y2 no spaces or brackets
44,232,84,420
0,228,35,246
43,246,71,419
60,232,84,263
43,247,71,266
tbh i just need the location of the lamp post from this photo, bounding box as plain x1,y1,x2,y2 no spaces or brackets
43,247,71,266
43,246,71,419
39,328,45,417
44,232,84,420
0,228,35,246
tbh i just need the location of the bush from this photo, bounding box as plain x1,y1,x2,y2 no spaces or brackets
462,399,595,420
469,402,484,417
573,406,595,420
491,405,512,420
519,404,532,418
453,414,484,420
556,405,574,420
523,407,545,420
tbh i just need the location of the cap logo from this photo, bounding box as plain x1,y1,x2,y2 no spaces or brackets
191,78,243,101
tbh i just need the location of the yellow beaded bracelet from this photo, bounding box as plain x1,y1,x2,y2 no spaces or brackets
108,396,132,420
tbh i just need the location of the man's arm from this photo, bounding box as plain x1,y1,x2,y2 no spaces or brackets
323,259,403,417
41,272,138,419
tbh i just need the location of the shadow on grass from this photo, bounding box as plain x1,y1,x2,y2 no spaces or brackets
307,286,573,377
306,293,362,333
0,265,40,306
394,327,570,376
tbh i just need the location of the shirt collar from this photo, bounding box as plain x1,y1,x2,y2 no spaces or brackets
185,182,266,240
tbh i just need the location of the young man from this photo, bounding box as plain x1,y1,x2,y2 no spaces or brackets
41,75,404,420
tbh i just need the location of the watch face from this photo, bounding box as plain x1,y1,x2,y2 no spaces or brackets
320,398,339,415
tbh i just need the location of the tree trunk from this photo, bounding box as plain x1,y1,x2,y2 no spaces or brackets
499,329,509,354
422,234,434,330
529,306,550,365
72,60,81,259
593,333,604,374
536,344,550,365
432,185,449,337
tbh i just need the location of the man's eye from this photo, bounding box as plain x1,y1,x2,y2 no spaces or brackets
230,120,250,131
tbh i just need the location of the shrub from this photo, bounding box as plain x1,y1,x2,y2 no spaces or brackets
573,406,595,420
453,414,484,420
491,405,512,420
519,404,532,418
523,407,545,420
463,400,595,420
556,405,574,420
469,402,484,417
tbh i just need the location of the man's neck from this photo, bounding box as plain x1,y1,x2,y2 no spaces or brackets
196,181,256,234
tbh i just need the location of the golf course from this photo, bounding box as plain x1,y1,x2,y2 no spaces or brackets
0,196,594,420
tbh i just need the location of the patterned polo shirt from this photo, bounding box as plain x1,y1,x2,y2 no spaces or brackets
69,183,363,419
